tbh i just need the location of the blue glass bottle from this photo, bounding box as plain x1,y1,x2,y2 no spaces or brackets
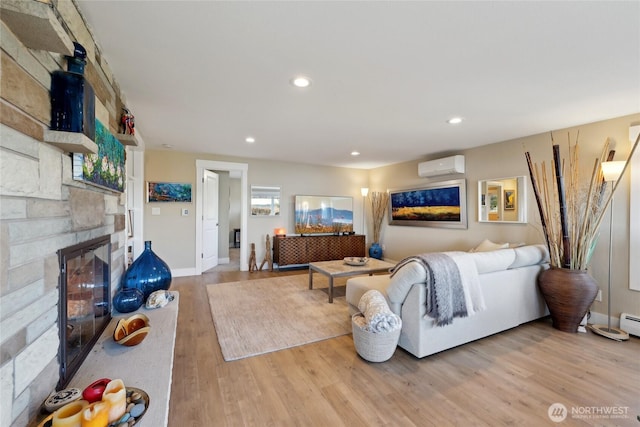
50,42,95,138
121,241,172,300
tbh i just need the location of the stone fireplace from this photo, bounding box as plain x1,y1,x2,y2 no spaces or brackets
57,235,112,389
0,2,133,425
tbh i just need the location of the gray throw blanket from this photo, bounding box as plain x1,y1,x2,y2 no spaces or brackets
390,253,467,326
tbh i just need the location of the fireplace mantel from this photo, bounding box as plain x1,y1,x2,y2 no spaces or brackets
65,292,179,427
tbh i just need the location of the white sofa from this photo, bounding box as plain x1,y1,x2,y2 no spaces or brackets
346,245,549,358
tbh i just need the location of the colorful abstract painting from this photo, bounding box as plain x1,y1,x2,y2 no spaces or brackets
147,182,192,202
73,120,125,192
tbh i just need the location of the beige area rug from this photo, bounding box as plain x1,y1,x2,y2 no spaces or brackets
207,274,351,361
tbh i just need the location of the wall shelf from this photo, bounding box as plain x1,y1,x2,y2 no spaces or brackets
43,130,98,154
0,0,74,55
117,133,140,147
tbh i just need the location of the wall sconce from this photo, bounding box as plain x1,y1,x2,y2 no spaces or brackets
274,228,286,236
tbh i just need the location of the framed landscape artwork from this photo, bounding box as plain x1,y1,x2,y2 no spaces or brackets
388,179,467,229
294,195,353,234
72,120,125,193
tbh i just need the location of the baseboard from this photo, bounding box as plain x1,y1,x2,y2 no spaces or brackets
171,267,197,278
588,311,621,328
218,257,230,264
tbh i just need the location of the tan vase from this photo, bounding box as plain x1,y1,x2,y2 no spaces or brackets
537,267,599,333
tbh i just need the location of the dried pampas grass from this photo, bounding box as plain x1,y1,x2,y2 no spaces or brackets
369,191,389,243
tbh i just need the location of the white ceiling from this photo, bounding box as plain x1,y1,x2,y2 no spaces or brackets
76,1,640,169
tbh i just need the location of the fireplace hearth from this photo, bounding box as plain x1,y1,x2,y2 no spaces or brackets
57,235,112,389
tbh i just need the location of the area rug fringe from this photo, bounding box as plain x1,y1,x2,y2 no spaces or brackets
206,274,350,361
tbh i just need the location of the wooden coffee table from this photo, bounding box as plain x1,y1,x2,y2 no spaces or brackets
309,258,395,303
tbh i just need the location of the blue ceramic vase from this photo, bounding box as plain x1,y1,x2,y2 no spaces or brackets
113,288,145,313
369,242,383,260
121,241,172,300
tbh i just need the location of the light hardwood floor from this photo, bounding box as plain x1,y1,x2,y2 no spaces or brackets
169,269,639,426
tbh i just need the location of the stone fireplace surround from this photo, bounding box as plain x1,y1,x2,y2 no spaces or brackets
1,125,127,426
0,2,134,425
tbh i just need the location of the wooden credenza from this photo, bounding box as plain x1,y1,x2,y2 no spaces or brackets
273,234,366,267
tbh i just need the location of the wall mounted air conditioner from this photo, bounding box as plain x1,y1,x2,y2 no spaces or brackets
418,155,465,178
620,313,640,337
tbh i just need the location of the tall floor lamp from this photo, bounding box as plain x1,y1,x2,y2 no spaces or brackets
590,161,630,341
361,187,369,235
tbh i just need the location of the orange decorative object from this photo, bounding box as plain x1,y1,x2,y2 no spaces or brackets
102,379,127,423
52,400,88,427
113,313,151,346
274,228,286,236
80,401,110,427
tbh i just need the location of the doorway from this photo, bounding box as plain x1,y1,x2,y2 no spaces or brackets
195,160,248,273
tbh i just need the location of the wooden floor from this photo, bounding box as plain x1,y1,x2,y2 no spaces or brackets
168,268,640,427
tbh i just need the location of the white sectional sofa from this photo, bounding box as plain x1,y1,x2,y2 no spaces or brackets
345,245,550,358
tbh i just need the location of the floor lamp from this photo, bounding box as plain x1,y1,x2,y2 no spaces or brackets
361,187,369,235
590,161,630,341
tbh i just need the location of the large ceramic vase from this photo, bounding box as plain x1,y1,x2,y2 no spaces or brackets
369,242,383,260
537,267,598,333
121,241,172,300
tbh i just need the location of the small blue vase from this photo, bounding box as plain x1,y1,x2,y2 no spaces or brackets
369,242,383,259
113,288,145,313
121,241,172,300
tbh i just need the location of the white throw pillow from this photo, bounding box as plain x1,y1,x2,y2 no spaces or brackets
472,249,517,274
509,244,549,269
471,239,509,253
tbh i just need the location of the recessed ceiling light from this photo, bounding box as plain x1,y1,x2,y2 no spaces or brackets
351,151,360,156
447,117,463,125
291,76,312,88
245,137,255,143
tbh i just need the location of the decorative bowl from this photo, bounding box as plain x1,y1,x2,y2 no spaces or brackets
113,313,150,346
344,257,369,266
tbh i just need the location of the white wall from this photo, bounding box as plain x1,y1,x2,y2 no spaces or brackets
144,150,369,270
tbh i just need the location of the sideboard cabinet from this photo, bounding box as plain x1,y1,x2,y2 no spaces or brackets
273,235,366,267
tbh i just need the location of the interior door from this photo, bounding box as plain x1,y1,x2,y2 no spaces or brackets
202,170,219,271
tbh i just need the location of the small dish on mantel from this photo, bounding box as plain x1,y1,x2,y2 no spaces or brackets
113,313,151,346
344,257,369,266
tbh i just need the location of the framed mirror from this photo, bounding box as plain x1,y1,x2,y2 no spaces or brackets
478,176,527,223
250,186,280,216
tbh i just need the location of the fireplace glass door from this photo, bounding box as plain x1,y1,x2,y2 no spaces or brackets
58,235,111,389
